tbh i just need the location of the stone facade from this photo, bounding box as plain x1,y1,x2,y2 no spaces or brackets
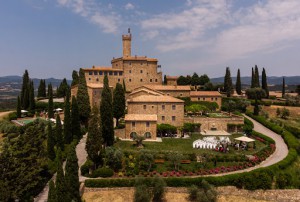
166,76,178,86
144,85,191,98
190,91,222,109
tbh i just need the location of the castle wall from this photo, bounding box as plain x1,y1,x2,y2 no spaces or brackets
125,120,157,140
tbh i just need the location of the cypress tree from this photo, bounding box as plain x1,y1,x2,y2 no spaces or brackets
77,68,91,126
163,75,167,85
64,93,72,144
29,80,35,114
71,70,79,86
65,144,81,202
17,96,21,118
251,67,255,88
57,78,69,98
123,79,126,93
254,65,260,87
56,114,64,151
86,106,103,167
282,77,285,98
113,83,125,127
47,180,57,202
262,68,269,98
55,149,66,202
37,79,45,98
100,75,114,146
47,121,56,160
71,96,81,140
42,80,47,97
223,67,233,97
48,83,54,118
236,69,242,95
21,70,30,108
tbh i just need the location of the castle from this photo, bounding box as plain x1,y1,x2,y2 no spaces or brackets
71,31,243,140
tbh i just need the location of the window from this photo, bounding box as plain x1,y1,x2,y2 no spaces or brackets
198,97,200,101
203,98,206,101
129,62,131,66
143,105,146,109
116,64,118,66
94,71,98,75
118,78,120,82
211,98,214,101
172,116,176,121
144,132,151,138
140,79,143,82
109,71,113,75
89,71,92,75
132,122,136,127
119,72,123,76
180,93,183,96
155,79,158,82
99,71,103,75
146,122,150,127
129,70,132,73
130,132,137,139
162,116,165,121
114,71,118,76
162,105,165,110
88,78,91,80
150,79,152,82
215,98,218,101
129,79,132,82
141,62,143,65
140,70,143,73
172,105,176,110
96,78,99,82
104,72,107,76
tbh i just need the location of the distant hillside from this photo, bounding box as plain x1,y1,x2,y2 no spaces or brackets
210,76,300,85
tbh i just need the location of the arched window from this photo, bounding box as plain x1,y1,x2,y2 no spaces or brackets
130,132,137,139
144,132,151,139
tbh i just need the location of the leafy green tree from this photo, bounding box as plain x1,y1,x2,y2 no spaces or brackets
17,96,21,118
253,98,260,115
71,70,79,86
133,133,145,148
56,114,64,151
0,180,11,202
251,67,255,88
245,88,266,100
262,68,269,98
21,70,30,109
138,150,154,172
223,67,233,97
152,176,166,202
86,106,103,168
236,69,242,95
203,82,214,91
48,83,54,118
65,144,81,202
282,77,285,98
64,93,72,144
47,121,56,160
71,96,81,140
56,149,67,202
254,65,260,88
276,108,281,117
191,73,200,86
168,152,183,171
199,74,210,85
113,83,125,127
281,107,290,119
77,68,91,126
100,75,114,146
47,180,57,202
224,100,236,115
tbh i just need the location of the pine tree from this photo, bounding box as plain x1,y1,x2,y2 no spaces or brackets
56,114,64,151
47,122,56,160
113,83,125,127
64,93,72,144
86,106,103,167
47,180,57,202
71,96,81,140
77,68,91,126
282,77,285,98
21,70,30,109
55,149,66,202
65,144,81,202
29,80,35,114
236,69,242,95
71,70,79,86
123,79,126,93
17,96,21,118
262,68,269,98
251,67,255,88
254,65,260,87
100,75,114,146
223,67,233,97
48,83,54,118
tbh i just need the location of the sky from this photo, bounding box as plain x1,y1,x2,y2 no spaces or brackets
1,0,300,79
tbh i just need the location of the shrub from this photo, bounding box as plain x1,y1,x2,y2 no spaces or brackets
152,176,166,202
80,159,94,176
8,112,17,121
276,172,292,189
92,167,114,178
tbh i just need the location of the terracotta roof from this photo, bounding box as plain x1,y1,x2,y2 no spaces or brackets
129,89,164,97
190,91,221,97
166,76,179,80
128,94,184,103
125,114,157,121
87,83,113,88
83,67,123,71
143,85,191,91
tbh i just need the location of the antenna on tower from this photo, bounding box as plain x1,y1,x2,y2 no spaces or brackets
128,28,131,34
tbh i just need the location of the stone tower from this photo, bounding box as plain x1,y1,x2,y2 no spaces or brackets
122,28,131,57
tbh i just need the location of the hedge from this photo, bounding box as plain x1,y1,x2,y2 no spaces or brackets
284,125,300,139
251,131,275,145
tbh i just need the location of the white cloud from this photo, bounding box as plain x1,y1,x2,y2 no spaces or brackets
56,0,120,33
125,3,134,10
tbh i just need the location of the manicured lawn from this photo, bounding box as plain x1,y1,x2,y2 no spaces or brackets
114,133,267,156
